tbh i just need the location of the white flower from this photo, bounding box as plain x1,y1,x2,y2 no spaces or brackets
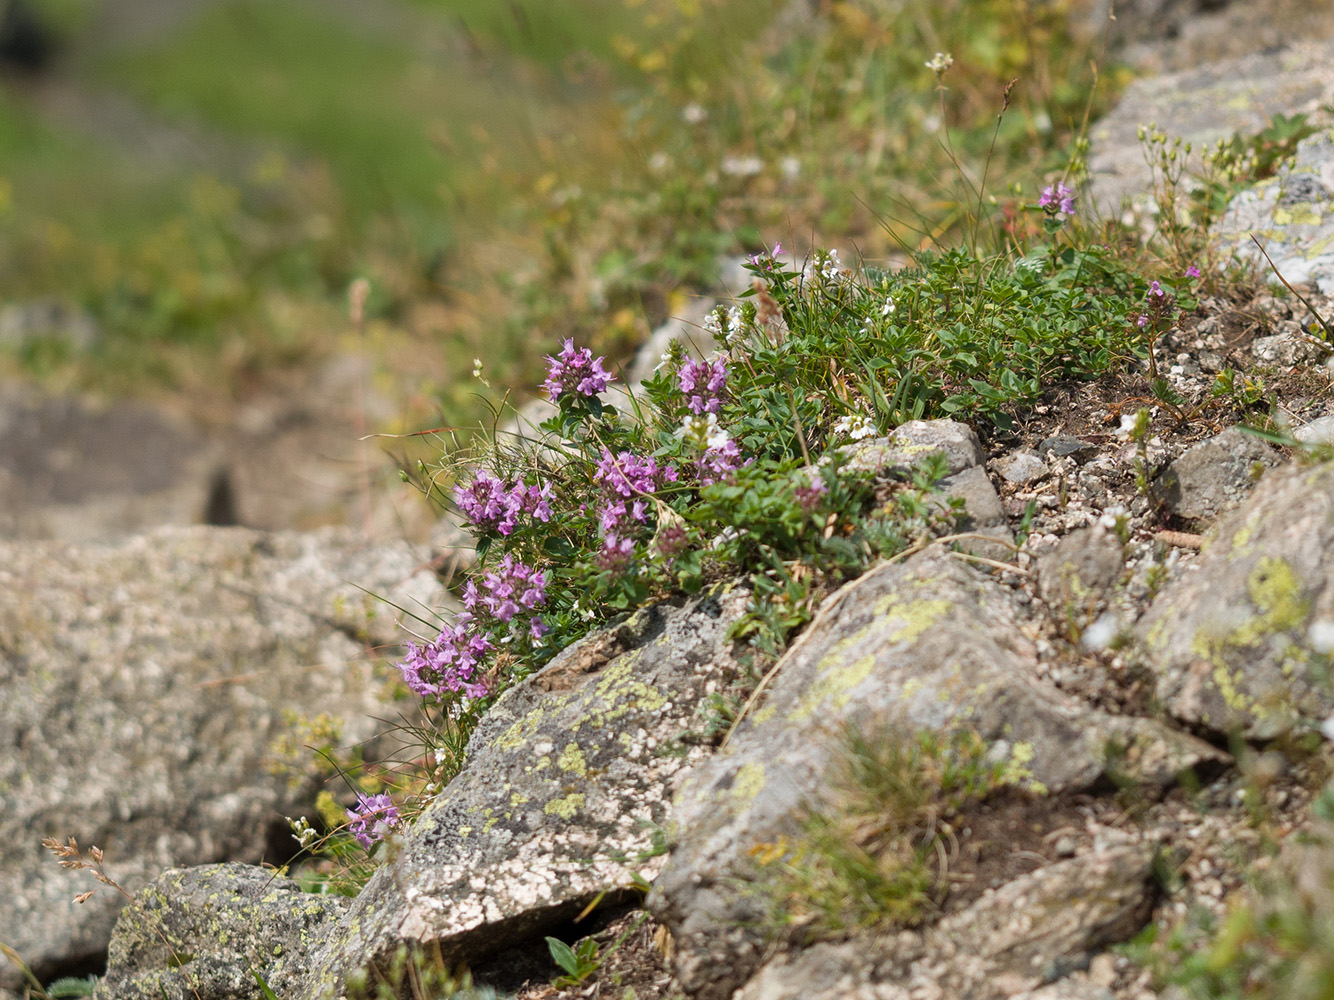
881,299,896,317
925,52,954,75
682,103,707,125
721,155,764,178
706,422,732,451
834,414,876,441
1311,620,1334,655
677,412,719,448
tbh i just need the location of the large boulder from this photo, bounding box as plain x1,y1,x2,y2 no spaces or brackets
649,550,1220,1000
1136,459,1334,739
1085,38,1334,220
0,526,444,992
290,584,754,1000
93,865,347,1000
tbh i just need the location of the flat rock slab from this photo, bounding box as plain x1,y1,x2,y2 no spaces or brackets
293,585,753,1000
1137,459,1334,739
0,382,229,540
650,551,1219,1000
1214,129,1334,293
95,864,347,1000
1085,39,1334,219
0,526,443,992
736,838,1154,1000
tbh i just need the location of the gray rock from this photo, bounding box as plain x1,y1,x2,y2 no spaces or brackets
1151,427,1279,522
1086,39,1334,220
1294,414,1334,445
650,552,1220,1000
1037,525,1125,611
95,864,347,1000
1251,332,1327,367
996,450,1049,486
1136,459,1334,738
0,526,444,992
1011,983,1114,1000
842,419,985,478
0,382,231,541
1215,129,1334,294
937,465,1015,561
1038,436,1096,461
0,299,98,353
626,297,719,385
292,584,753,1000
735,839,1155,1000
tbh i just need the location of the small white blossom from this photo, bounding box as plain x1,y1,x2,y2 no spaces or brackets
881,299,896,317
677,412,719,448
1311,620,1334,655
834,414,876,441
925,52,954,75
682,103,707,125
721,155,764,177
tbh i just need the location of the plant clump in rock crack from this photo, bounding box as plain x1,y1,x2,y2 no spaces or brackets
745,722,1044,943
329,218,1195,875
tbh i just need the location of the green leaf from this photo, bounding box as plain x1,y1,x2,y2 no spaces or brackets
45,978,98,999
546,936,580,976
249,969,282,1000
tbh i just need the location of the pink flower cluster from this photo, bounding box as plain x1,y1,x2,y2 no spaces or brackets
1038,182,1076,215
543,339,615,402
397,619,494,701
595,448,677,498
698,434,744,486
464,555,548,626
347,793,400,849
678,355,728,414
455,470,552,537
794,473,828,512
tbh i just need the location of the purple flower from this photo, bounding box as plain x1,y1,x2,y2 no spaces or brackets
1038,182,1076,215
1135,314,1149,328
396,617,494,702
594,448,676,498
1184,265,1201,278
698,433,744,486
794,473,828,513
347,793,400,849
474,555,547,624
542,339,615,402
455,472,552,536
596,534,635,573
677,355,729,415
1148,280,1165,298
654,524,689,566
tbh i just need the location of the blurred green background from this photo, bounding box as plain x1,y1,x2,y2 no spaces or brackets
0,0,1114,431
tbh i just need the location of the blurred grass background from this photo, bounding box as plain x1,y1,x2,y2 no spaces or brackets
0,0,1120,426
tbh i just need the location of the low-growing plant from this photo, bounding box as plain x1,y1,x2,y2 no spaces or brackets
344,222,1193,873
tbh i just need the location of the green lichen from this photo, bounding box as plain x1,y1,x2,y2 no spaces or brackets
730,761,767,804
544,793,585,819
1235,556,1310,644
790,597,950,721
557,743,587,776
